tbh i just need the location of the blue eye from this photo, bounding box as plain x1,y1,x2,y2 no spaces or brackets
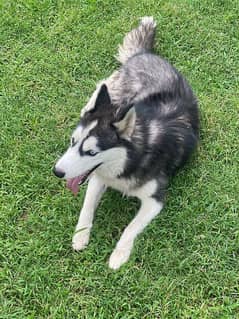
88,150,98,156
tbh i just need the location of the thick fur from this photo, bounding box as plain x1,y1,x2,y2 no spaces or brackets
116,16,157,64
54,17,199,270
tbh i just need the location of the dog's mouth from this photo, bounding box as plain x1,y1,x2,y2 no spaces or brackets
66,164,101,196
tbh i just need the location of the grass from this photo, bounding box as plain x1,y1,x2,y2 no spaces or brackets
0,0,238,318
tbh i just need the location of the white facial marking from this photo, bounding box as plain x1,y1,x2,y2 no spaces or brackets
96,147,139,195
72,125,83,143
82,136,99,153
96,147,127,179
72,120,98,146
55,120,99,178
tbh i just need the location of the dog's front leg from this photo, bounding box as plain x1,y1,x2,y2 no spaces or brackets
72,174,106,251
109,197,163,270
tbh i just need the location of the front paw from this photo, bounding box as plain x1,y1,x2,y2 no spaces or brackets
72,228,91,251
109,246,132,270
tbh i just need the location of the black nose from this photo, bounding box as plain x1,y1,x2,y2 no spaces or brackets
53,167,65,178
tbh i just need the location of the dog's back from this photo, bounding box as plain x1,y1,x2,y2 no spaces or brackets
112,26,199,188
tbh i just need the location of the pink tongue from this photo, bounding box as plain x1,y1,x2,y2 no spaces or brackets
66,176,84,196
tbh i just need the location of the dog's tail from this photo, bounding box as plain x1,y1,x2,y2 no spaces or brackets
116,16,157,64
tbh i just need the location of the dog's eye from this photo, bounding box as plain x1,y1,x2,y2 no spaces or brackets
88,150,98,156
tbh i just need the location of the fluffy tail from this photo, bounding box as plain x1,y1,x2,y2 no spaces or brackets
116,16,157,64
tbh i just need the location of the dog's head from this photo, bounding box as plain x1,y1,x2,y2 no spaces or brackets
53,84,136,195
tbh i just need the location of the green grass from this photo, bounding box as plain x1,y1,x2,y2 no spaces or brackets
0,0,239,318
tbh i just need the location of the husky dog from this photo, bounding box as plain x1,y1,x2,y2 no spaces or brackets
53,17,199,270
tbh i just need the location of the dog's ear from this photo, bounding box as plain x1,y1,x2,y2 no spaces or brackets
94,84,111,110
113,105,136,139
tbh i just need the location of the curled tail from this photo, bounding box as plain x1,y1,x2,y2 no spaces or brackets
116,16,157,64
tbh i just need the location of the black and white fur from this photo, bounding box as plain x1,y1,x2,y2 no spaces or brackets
53,17,199,270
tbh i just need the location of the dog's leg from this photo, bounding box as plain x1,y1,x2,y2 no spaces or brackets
109,197,163,269
72,174,106,251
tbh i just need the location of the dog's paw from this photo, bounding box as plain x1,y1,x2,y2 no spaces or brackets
72,228,90,251
108,247,131,270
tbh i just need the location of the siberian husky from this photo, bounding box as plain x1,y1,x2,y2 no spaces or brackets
53,17,199,269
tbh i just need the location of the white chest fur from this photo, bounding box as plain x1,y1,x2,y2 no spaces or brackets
96,173,137,196
95,171,157,200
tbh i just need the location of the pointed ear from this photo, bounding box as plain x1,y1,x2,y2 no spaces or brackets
113,105,136,139
94,84,111,110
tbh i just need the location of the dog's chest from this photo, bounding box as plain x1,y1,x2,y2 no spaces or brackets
97,173,137,196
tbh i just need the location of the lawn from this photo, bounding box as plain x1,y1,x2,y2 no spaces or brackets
0,0,239,318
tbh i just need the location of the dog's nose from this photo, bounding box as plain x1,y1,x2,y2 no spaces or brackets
53,167,65,178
